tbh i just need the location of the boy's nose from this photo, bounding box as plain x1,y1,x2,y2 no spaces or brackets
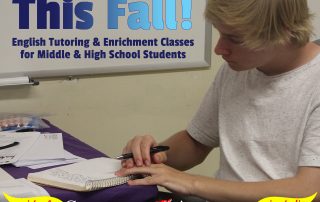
214,38,231,56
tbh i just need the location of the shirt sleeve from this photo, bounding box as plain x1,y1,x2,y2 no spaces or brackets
186,64,227,148
299,89,320,167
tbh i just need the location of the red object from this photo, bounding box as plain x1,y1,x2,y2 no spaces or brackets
155,199,173,202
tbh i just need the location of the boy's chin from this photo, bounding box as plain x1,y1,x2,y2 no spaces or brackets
228,64,247,71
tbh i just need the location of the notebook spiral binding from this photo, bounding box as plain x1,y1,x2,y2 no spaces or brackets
85,175,135,191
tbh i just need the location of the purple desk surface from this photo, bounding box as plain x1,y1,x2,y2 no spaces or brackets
2,119,158,202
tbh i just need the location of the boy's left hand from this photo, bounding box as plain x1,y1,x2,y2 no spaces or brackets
116,164,196,196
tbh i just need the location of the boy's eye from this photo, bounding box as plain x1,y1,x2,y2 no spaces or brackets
229,37,243,44
219,32,244,45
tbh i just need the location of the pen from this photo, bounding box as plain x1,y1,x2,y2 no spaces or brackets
16,128,34,132
0,141,19,150
115,145,170,160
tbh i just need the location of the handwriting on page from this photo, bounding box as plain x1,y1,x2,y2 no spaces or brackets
50,169,92,184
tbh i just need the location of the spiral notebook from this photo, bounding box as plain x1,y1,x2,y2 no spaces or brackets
27,157,134,192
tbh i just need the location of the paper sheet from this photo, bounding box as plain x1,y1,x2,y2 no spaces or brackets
28,150,85,169
21,133,64,160
0,178,49,201
0,132,40,165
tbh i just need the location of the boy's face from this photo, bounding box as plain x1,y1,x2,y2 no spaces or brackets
214,23,276,72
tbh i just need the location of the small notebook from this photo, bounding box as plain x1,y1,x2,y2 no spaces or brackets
27,157,134,192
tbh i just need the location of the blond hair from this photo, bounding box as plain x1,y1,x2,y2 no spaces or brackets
205,0,313,49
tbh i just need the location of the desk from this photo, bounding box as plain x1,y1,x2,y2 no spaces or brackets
2,120,158,202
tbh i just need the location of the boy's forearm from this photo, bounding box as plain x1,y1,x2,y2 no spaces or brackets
160,130,212,170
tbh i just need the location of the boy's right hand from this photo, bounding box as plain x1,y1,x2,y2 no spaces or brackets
121,135,167,168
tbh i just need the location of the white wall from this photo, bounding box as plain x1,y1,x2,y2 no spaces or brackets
309,0,320,40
